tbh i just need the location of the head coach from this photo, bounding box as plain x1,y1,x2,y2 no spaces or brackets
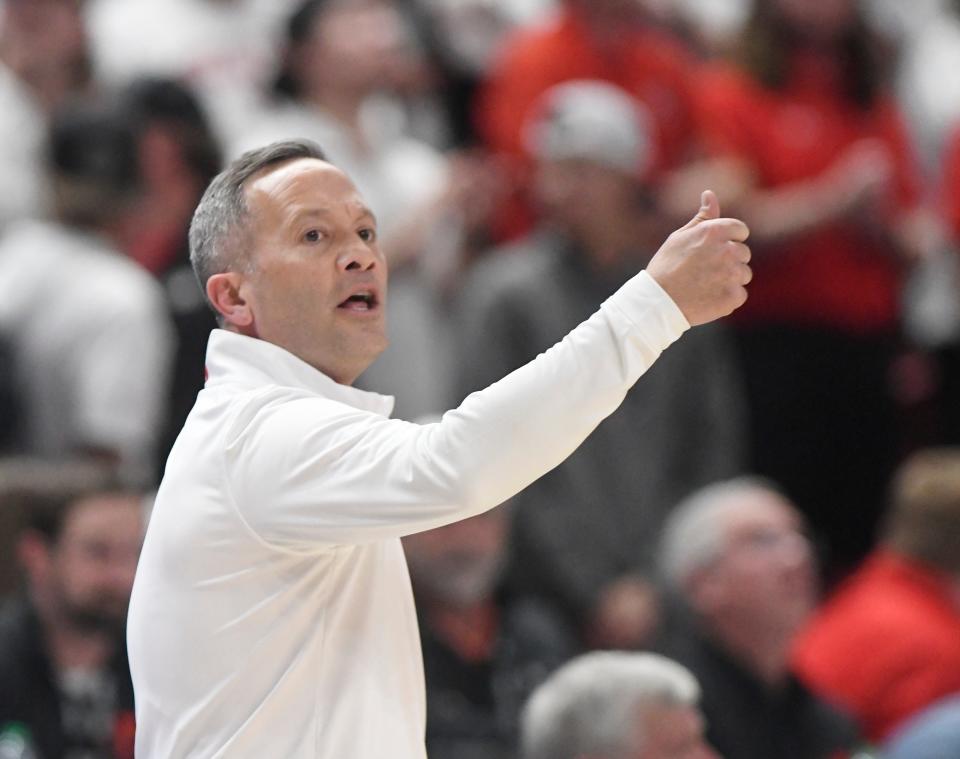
126,139,751,758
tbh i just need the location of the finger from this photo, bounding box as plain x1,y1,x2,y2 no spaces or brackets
727,241,751,263
739,263,753,285
680,189,721,230
704,217,750,242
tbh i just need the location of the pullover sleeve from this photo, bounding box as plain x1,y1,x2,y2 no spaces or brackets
226,271,689,550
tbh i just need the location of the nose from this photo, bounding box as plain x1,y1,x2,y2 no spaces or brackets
338,238,380,273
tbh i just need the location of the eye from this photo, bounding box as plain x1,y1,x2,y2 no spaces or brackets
358,227,377,243
304,229,322,243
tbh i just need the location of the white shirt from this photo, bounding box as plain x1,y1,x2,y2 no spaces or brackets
0,220,173,483
127,270,688,758
85,0,299,145
0,61,48,228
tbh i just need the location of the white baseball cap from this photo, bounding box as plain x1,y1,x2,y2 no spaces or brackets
523,79,655,178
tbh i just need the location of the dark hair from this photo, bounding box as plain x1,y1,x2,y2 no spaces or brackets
736,1,889,109
124,76,222,186
0,458,131,545
48,97,141,228
273,0,331,100
188,139,328,302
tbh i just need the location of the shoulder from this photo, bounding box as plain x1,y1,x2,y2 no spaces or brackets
221,386,381,452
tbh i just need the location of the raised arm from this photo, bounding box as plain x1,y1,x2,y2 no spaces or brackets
227,193,751,550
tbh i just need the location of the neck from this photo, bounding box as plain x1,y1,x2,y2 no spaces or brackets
118,183,198,273
707,616,795,688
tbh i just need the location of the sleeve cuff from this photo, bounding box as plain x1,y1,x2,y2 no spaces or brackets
602,270,691,351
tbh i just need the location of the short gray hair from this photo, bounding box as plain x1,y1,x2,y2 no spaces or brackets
521,652,701,759
188,139,327,299
658,476,784,589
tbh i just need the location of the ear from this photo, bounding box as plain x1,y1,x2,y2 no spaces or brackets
206,272,254,330
17,531,52,584
686,568,725,615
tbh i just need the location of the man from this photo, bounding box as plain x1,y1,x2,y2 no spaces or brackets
0,0,93,228
404,505,577,759
0,98,174,486
0,459,144,759
456,80,745,649
119,76,223,477
657,478,859,759
793,448,960,743
127,138,751,757
520,651,719,759
476,0,699,238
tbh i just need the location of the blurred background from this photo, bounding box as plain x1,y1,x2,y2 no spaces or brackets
1,0,959,757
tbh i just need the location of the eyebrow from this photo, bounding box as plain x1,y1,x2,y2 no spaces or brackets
290,206,378,226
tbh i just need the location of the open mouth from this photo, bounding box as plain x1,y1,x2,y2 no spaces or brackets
337,290,379,312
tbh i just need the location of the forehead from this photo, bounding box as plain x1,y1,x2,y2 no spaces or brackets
638,703,704,752
245,157,370,220
720,492,803,546
61,494,143,538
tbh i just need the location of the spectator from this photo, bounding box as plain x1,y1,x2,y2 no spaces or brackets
0,0,93,227
477,0,696,171
520,651,719,759
883,694,960,759
404,504,577,759
475,0,699,238
401,0,555,148
793,448,960,743
690,0,928,578
0,459,145,759
456,80,745,649
0,98,174,486
119,77,222,475
658,477,860,759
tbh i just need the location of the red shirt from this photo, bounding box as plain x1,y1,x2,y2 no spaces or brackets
792,551,960,743
476,6,697,172
942,124,960,238
695,59,922,333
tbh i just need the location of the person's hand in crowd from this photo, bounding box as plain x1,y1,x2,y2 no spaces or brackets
586,574,662,650
823,138,896,221
647,190,752,326
440,150,508,236
387,149,508,290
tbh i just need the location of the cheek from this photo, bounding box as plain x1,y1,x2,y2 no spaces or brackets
56,557,98,598
254,265,332,316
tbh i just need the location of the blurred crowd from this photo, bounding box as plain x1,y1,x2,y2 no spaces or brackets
1,0,960,757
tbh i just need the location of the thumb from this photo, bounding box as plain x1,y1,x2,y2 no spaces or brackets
681,189,720,230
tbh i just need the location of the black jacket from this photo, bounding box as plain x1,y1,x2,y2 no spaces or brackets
0,596,135,759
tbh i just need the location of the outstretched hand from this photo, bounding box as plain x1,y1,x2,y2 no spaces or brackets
646,190,752,327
